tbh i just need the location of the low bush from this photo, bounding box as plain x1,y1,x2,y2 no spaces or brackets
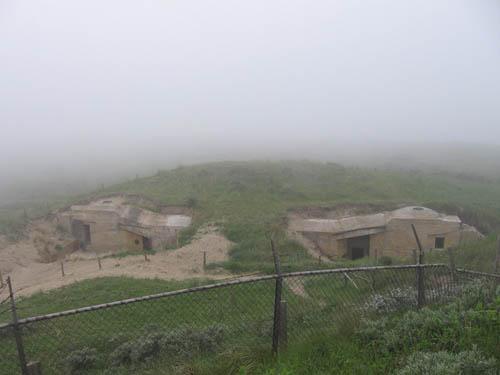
378,255,393,266
396,348,497,375
363,287,417,314
66,347,98,373
110,323,225,366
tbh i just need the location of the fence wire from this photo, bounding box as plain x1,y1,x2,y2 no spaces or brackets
0,264,497,375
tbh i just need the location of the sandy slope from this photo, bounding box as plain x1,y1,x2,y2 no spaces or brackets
0,227,234,297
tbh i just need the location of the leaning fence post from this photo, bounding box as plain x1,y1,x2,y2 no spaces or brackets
411,225,425,308
7,277,29,375
0,269,4,288
447,247,456,283
271,239,282,355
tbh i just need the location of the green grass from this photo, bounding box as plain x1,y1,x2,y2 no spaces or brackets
0,264,465,375
88,160,500,273
2,160,500,373
426,232,500,273
3,160,500,272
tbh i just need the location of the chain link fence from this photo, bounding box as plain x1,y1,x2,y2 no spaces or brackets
0,264,498,375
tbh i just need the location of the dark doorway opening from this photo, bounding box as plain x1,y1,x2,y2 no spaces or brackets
142,236,152,251
71,220,91,250
83,224,91,246
347,235,370,260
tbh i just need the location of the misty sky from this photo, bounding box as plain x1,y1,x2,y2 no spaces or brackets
1,1,500,191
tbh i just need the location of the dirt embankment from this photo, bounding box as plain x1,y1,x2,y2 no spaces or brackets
0,226,234,297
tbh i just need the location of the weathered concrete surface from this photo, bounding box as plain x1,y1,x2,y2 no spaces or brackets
57,196,192,253
289,206,483,260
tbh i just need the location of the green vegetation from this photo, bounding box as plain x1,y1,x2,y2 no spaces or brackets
3,160,500,271
102,160,500,272
246,279,500,375
426,232,500,273
3,160,500,373
2,272,499,374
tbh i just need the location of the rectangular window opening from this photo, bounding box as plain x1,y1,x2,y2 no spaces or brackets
435,237,445,249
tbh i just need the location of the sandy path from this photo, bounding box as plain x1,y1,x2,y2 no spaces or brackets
1,229,235,297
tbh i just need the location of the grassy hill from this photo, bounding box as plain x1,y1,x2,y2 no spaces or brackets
3,159,500,272
104,160,500,272
3,160,500,374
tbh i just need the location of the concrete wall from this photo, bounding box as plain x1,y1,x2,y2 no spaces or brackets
382,219,461,257
122,230,144,251
301,218,478,260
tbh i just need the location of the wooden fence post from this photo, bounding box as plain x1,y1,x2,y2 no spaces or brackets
144,251,149,262
447,247,456,283
495,235,500,274
0,269,4,288
60,261,65,277
97,256,102,270
411,225,425,308
203,252,207,269
279,301,288,351
271,239,282,355
27,361,42,375
8,277,28,375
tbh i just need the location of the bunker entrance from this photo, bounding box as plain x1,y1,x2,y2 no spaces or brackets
347,235,370,260
142,236,152,251
71,220,91,250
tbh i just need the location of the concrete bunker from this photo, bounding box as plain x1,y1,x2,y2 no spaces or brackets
56,196,192,253
288,206,484,260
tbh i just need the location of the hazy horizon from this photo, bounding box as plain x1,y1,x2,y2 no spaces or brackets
2,1,500,202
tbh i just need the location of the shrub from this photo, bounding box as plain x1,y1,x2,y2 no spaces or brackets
107,333,129,349
396,349,497,375
357,317,388,343
378,255,393,266
451,279,493,311
110,341,135,366
363,287,417,314
184,197,198,209
110,323,225,366
66,347,98,372
161,323,225,357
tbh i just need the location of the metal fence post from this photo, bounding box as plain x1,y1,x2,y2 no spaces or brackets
411,225,425,308
7,277,28,375
271,239,282,355
447,247,456,284
279,301,288,351
494,235,500,274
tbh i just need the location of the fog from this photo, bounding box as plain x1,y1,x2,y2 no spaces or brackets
1,0,500,202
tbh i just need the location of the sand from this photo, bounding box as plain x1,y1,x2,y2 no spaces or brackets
0,227,234,297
